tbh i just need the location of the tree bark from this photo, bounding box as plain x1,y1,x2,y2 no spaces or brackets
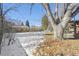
42,3,56,29
0,3,3,54
55,3,58,22
53,24,64,40
43,3,79,40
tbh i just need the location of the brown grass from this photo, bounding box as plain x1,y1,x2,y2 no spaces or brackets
32,35,79,56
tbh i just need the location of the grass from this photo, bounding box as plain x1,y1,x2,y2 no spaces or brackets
32,35,79,56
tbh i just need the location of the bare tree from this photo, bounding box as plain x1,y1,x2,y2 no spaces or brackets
0,3,20,53
3,4,20,46
0,3,3,53
43,3,79,40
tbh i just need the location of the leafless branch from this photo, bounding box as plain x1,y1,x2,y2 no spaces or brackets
42,3,56,28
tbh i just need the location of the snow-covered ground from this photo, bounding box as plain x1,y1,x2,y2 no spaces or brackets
0,32,44,56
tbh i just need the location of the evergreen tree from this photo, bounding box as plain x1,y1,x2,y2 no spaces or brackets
42,15,48,30
26,20,30,27
21,22,24,26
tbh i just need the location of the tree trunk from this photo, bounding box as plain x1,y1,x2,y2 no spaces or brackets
43,3,79,40
53,25,64,40
0,3,3,54
0,34,3,53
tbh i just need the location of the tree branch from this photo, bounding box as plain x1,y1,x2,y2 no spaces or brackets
42,3,56,29
72,4,79,17
3,4,19,16
61,3,70,19
55,3,58,20
60,3,78,28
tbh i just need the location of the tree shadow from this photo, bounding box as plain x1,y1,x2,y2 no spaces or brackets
64,37,79,40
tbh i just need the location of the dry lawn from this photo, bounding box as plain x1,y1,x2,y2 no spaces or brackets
32,35,79,56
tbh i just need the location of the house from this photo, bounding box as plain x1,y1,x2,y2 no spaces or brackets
12,25,30,32
64,20,79,38
74,21,79,38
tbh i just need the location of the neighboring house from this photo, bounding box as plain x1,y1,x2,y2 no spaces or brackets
12,25,30,32
74,21,79,38
12,26,29,29
64,20,79,38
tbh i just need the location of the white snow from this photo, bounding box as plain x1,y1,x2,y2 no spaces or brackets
0,32,44,56
0,34,27,56
18,35,44,56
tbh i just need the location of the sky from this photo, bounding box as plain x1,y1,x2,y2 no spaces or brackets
3,3,46,26
3,3,79,26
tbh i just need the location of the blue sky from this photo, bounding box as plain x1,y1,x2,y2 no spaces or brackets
3,3,46,26
3,3,79,26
